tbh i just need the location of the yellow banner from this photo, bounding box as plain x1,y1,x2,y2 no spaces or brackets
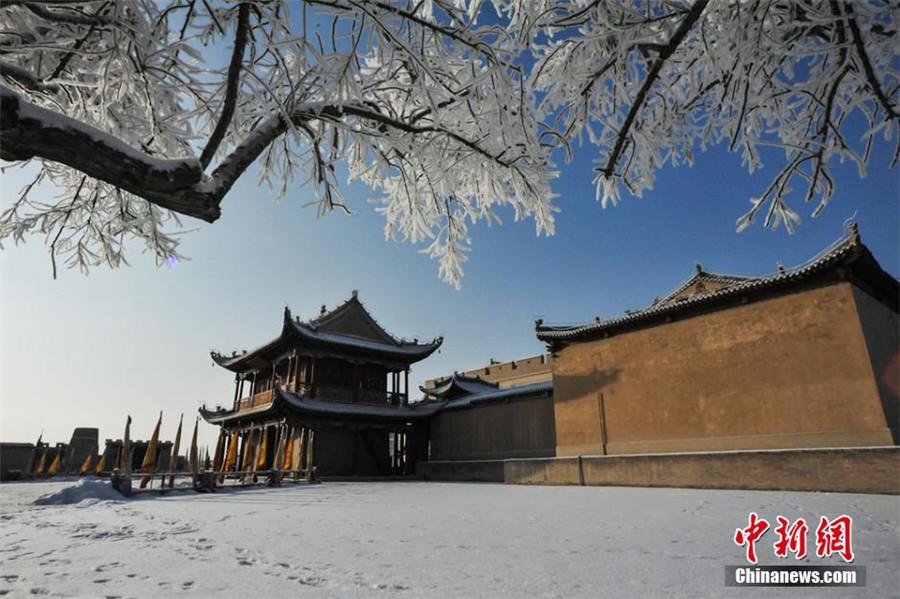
139,412,163,489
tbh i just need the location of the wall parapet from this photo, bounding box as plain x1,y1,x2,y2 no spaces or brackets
417,446,900,495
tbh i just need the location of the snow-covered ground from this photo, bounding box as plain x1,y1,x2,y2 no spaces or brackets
1,480,897,598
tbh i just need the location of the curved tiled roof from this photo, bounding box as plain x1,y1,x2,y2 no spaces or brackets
199,396,281,425
441,380,554,411
420,373,499,400
276,388,441,420
200,378,553,425
653,270,759,307
287,319,442,358
536,225,897,345
199,385,441,425
211,292,442,372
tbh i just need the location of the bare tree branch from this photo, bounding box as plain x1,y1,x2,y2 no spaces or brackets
844,2,898,120
0,61,57,92
2,83,521,225
0,85,217,220
22,2,114,26
199,2,250,168
600,0,708,179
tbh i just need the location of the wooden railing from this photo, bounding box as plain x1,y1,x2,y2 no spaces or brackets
236,385,407,410
237,389,274,412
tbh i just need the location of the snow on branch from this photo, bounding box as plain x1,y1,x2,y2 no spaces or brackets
1,85,215,219
531,0,897,231
0,0,895,285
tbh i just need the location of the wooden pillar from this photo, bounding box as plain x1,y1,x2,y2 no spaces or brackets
392,431,399,474
251,427,264,479
274,425,283,470
353,362,360,403
402,432,407,474
233,375,240,408
236,430,247,479
285,356,292,390
352,427,360,475
283,424,290,469
244,428,258,478
404,370,409,406
305,429,316,482
286,425,296,471
391,372,396,404
297,427,308,475
291,427,303,478
309,359,317,397
392,372,398,405
217,434,229,484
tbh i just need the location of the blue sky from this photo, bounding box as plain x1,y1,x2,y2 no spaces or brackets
2,103,897,454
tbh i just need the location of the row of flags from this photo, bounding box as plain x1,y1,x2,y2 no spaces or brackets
131,412,204,489
26,414,315,487
26,414,207,487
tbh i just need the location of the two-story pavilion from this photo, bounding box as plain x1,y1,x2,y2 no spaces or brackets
200,292,442,477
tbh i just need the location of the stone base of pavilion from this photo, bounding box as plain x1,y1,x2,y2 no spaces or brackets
416,446,900,495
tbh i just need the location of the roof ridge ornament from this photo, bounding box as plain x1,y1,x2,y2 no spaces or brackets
536,225,896,345
695,261,703,274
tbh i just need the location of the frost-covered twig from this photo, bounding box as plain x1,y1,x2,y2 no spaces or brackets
0,0,895,286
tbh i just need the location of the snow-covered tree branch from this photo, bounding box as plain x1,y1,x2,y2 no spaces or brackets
529,0,897,230
0,0,895,286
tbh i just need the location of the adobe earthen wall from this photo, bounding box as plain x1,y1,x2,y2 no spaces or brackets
851,286,900,443
551,282,895,456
